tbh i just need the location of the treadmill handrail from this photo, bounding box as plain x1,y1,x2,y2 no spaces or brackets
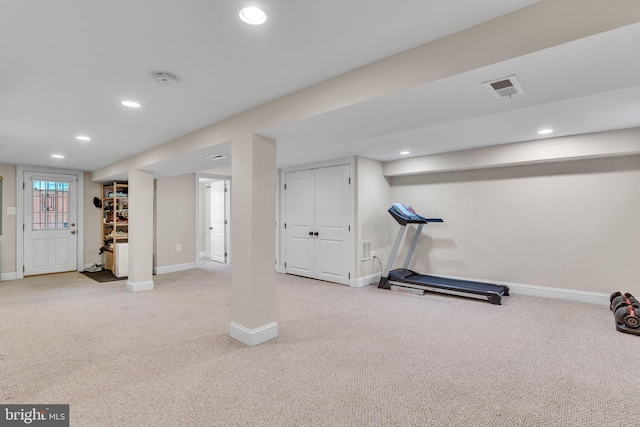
389,203,443,225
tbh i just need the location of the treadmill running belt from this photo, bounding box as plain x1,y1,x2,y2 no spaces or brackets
387,268,509,304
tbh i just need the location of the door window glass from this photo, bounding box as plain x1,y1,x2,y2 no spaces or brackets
32,180,70,230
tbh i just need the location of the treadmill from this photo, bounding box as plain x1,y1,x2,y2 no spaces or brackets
378,203,509,305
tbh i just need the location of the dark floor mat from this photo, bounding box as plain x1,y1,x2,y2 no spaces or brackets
80,269,126,282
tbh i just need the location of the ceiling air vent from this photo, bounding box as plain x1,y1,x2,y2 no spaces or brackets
204,154,227,161
483,75,525,99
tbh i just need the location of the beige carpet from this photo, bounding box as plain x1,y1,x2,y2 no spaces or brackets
1,265,639,426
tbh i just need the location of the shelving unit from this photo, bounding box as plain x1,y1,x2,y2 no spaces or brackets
101,182,128,275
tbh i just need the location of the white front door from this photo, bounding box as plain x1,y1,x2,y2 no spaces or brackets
24,172,78,275
210,180,226,263
284,164,351,285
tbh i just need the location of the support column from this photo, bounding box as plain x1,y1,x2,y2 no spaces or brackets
230,134,277,346
126,169,155,292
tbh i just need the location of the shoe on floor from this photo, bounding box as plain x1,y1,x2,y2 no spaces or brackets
85,263,102,272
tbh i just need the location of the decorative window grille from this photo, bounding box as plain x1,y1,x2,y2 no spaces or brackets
32,180,70,230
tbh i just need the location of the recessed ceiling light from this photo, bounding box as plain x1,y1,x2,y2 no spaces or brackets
51,154,65,159
76,136,91,141
538,129,554,135
400,151,410,155
239,6,267,25
121,100,141,108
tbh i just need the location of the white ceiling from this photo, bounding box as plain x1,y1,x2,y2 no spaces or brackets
267,22,640,168
2,1,639,176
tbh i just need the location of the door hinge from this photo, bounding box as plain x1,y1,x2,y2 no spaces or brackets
348,177,351,184
23,182,25,189
23,266,25,273
284,184,287,190
224,252,228,257
284,262,287,268
284,223,287,229
224,187,228,193
224,220,228,224
348,225,350,231
348,273,351,279
23,224,25,231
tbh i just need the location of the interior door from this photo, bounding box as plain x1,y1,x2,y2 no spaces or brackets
314,165,350,285
284,169,315,277
210,180,226,263
284,165,351,284
24,172,77,275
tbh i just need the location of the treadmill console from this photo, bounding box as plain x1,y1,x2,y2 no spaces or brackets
388,203,443,225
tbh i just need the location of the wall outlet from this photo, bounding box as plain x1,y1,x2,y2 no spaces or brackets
371,251,375,257
176,244,182,252
7,207,16,215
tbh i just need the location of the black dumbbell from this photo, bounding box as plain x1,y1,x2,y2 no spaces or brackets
610,291,622,305
625,293,639,306
611,293,639,313
615,304,640,329
611,292,624,311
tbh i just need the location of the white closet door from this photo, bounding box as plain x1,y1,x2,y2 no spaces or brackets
314,165,350,285
285,169,315,277
284,164,351,285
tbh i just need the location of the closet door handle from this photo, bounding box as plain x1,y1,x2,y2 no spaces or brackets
314,232,319,236
309,231,314,236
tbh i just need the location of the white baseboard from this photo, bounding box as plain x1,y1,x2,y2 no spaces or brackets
230,322,278,346
275,265,285,273
506,281,609,305
199,251,206,258
1,272,18,281
420,273,610,306
154,262,196,275
353,272,381,288
126,280,155,292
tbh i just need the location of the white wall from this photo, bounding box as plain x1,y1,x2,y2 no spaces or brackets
83,173,102,267
0,164,16,278
155,174,196,270
356,157,392,279
389,155,640,295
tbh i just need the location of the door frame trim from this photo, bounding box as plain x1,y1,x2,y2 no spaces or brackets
279,157,355,286
16,165,84,279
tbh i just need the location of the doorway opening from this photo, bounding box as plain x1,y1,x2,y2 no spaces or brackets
197,175,231,267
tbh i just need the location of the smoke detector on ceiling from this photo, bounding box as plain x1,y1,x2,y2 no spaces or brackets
152,72,178,86
483,75,525,99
